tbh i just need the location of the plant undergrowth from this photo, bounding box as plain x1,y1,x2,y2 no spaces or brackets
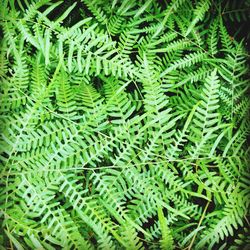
0,0,249,249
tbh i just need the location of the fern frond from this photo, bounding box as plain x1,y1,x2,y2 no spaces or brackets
1,1,249,249
188,69,225,158
185,0,211,36
160,51,207,78
157,206,174,250
222,0,250,22
197,186,249,249
119,223,144,250
208,18,219,55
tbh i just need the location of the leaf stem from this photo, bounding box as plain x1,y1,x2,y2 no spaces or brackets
187,201,210,250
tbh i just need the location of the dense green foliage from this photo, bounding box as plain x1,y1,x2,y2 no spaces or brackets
0,0,250,249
